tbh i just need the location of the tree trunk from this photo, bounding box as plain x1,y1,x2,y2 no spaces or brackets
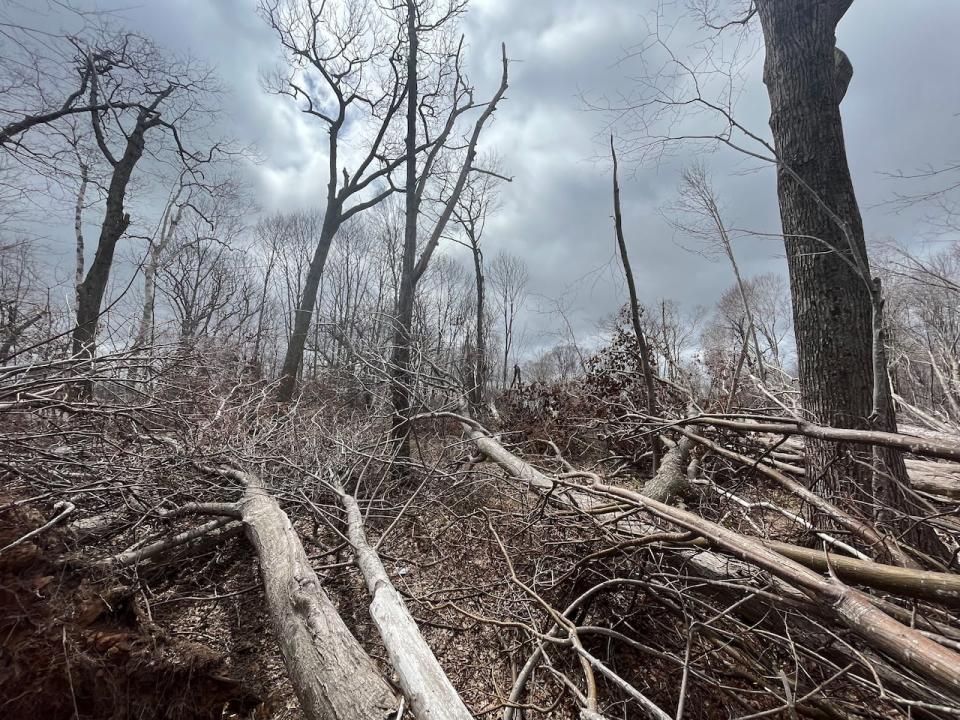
335,482,474,719
470,235,485,410
72,122,146,363
240,472,398,720
134,202,184,350
389,0,419,463
755,1,885,502
756,1,944,553
611,138,660,472
276,212,339,403
74,161,88,309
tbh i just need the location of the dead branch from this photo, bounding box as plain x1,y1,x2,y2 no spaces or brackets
333,474,473,720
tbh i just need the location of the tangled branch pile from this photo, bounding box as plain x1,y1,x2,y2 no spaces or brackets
2,345,959,720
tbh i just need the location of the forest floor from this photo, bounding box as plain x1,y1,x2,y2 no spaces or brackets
1,440,725,720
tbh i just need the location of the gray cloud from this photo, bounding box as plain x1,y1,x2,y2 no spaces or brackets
22,0,960,354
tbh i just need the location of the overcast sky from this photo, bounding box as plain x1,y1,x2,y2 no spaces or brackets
23,0,960,354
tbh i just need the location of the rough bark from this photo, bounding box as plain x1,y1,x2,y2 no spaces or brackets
755,0,878,502
639,434,691,503
239,471,398,720
74,161,88,309
336,482,473,719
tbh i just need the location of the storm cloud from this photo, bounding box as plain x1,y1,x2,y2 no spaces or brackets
23,0,960,353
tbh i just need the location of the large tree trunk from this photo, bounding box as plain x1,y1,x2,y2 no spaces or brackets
756,1,871,501
755,1,920,534
239,472,398,720
276,212,339,403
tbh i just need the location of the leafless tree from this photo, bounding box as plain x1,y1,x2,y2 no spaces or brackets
489,251,528,389
0,239,49,362
665,161,767,382
611,137,659,469
389,0,509,461
67,31,223,373
261,0,411,402
453,167,502,408
155,193,256,345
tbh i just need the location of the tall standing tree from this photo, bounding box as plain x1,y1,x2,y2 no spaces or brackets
389,0,509,462
755,0,937,551
611,137,660,471
261,0,410,403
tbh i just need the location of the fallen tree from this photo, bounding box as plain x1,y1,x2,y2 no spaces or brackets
133,466,402,720
333,474,474,720
457,415,960,702
236,467,399,720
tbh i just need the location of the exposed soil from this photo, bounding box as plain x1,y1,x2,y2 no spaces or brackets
0,496,267,720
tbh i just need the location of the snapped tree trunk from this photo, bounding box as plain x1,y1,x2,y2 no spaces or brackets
134,201,185,350
470,233,486,410
611,137,660,472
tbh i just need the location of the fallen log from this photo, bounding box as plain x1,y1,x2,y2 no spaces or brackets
683,415,960,463
677,427,915,567
684,536,960,605
459,421,960,700
334,478,473,720
904,458,960,500
235,468,399,720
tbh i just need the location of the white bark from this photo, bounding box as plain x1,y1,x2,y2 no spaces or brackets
238,470,398,720
336,481,473,720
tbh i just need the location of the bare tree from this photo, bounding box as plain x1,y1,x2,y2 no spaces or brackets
0,239,48,362
70,32,222,371
453,168,502,409
489,251,528,389
665,161,767,382
156,194,255,345
389,0,509,461
261,0,410,402
132,175,192,349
